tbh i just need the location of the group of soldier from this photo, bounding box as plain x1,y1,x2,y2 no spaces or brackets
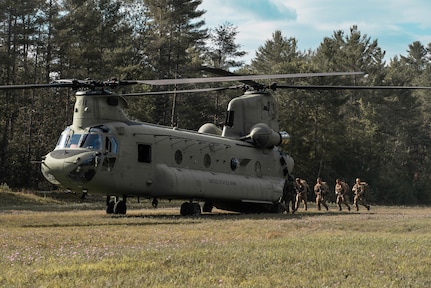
283,176,371,214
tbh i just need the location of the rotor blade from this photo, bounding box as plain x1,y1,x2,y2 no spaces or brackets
131,72,363,86
0,79,104,90
121,86,241,96
1,72,363,90
0,82,74,90
200,66,263,89
275,85,431,90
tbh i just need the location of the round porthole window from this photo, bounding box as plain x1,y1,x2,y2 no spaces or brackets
204,154,211,168
231,158,239,171
175,150,183,164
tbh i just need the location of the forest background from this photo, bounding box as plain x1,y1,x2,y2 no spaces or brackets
1,0,431,205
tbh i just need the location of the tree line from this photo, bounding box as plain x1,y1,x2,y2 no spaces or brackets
1,0,431,205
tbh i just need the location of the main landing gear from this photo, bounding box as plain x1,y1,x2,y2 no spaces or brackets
106,195,127,215
180,202,202,216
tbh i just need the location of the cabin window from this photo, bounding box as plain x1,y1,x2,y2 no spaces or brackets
225,111,234,127
175,150,183,164
204,154,211,168
230,158,239,171
138,144,152,163
105,136,118,154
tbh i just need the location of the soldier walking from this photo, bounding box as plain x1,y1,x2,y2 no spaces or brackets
292,178,308,213
314,177,329,211
282,175,296,213
335,178,351,211
352,178,371,211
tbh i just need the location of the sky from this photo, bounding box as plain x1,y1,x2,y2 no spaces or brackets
200,0,431,65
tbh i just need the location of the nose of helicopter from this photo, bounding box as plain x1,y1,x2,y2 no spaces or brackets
41,149,100,188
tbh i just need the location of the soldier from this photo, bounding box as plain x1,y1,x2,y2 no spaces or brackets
292,178,308,213
335,178,351,211
352,178,371,211
314,177,329,211
282,175,295,213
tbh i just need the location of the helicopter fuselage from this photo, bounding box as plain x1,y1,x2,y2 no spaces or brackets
41,90,294,214
42,121,293,210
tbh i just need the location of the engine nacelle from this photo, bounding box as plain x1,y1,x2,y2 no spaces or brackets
249,123,290,148
198,123,222,135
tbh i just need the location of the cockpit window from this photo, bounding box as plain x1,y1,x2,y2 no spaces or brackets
225,110,234,127
55,127,72,149
54,126,117,152
55,132,69,150
80,134,102,149
67,134,82,148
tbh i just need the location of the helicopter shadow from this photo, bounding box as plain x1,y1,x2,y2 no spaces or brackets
116,208,375,223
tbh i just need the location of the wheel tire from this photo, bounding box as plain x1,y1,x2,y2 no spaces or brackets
202,202,213,213
106,200,115,214
180,202,191,216
190,203,201,216
114,200,127,214
271,202,284,214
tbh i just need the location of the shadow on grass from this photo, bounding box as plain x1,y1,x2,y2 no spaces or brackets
117,206,375,221
15,205,375,229
2,190,375,228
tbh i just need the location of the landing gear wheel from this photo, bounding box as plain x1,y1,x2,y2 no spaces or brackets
180,202,201,216
271,202,284,214
180,202,191,216
190,203,201,216
203,202,213,213
106,199,115,214
114,200,127,214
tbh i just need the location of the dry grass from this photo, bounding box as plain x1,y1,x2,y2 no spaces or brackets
1,191,431,287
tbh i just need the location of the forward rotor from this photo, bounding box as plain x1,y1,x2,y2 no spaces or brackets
0,71,363,92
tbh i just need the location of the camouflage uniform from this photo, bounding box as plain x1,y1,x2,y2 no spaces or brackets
335,179,351,211
282,176,296,213
292,178,308,213
314,178,329,211
352,178,370,211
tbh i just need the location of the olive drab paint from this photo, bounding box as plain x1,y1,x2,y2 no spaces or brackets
41,88,294,215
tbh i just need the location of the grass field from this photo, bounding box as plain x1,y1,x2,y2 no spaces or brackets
1,190,431,287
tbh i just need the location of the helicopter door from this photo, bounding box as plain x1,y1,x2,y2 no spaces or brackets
100,136,118,172
137,143,153,190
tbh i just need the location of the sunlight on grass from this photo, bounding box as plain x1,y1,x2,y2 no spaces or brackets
1,204,431,287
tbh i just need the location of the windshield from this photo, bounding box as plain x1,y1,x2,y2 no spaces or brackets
55,127,81,149
54,126,118,152
80,134,102,149
67,134,82,148
55,128,69,149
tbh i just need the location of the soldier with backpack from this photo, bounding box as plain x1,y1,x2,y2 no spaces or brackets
335,178,351,211
314,177,329,211
282,175,296,213
292,178,309,213
352,178,371,211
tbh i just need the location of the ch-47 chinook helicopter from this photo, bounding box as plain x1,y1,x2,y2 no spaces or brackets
2,69,427,215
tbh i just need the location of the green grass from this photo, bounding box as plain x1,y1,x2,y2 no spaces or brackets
1,191,431,287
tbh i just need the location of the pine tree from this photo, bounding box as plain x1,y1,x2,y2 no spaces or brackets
206,22,246,70
143,0,207,127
